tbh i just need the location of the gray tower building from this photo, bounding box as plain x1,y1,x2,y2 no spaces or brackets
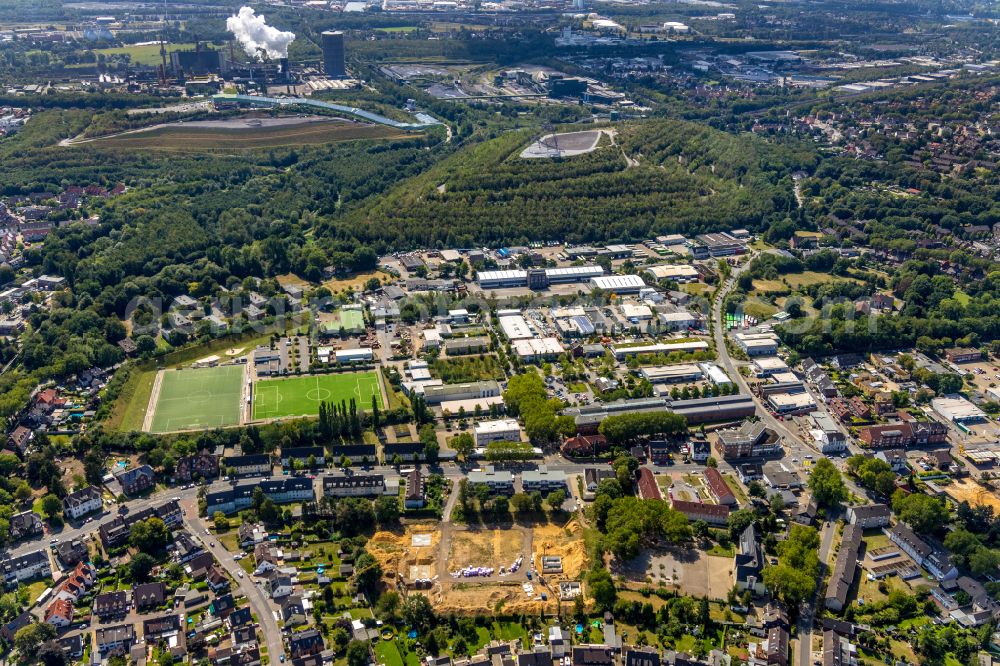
321,30,346,78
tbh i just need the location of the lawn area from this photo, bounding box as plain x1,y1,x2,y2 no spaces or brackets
94,42,212,66
323,269,394,293
751,278,789,295
216,531,240,553
25,580,50,604
375,639,412,666
707,543,735,557
742,296,779,320
107,366,157,432
150,364,245,433
253,371,383,420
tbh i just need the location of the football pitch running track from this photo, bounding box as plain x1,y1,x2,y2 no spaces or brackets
148,364,246,433
252,372,383,421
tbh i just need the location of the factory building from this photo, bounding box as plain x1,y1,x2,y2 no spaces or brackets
321,30,346,78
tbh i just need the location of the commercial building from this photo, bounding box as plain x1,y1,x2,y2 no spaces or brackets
932,396,987,424
645,264,700,283
590,274,646,294
716,421,781,459
808,413,847,454
734,332,780,356
476,266,604,290
321,31,346,78
641,364,703,384
512,337,564,361
610,340,709,360
336,348,374,364
945,348,982,364
688,232,746,258
473,419,521,447
767,391,816,415
752,357,790,377
498,314,534,340
424,380,501,405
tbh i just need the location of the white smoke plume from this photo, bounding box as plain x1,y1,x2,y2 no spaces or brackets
226,6,296,61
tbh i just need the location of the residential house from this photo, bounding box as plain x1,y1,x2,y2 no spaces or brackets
734,524,766,596
704,468,737,506
571,646,615,666
0,611,32,644
886,523,958,581
329,444,378,464
238,522,268,548
281,446,326,469
825,525,862,612
846,504,891,529
289,628,324,659
62,486,102,520
322,473,393,498
134,582,167,611
212,593,236,618
1,549,51,589
9,511,42,541
6,425,31,457
175,452,220,482
94,591,129,619
670,499,730,526
522,466,568,494
281,595,307,626
383,442,425,463
57,634,84,659
114,464,155,496
223,454,271,477
230,606,253,628
96,624,135,656
404,469,425,509
43,599,74,629
55,539,89,567
268,574,293,600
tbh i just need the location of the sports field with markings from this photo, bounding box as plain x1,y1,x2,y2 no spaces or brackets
148,365,245,433
253,372,382,420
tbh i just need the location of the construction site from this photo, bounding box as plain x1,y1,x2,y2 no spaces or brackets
366,519,589,615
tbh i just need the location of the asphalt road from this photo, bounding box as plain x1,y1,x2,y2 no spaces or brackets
798,520,837,666
181,497,286,662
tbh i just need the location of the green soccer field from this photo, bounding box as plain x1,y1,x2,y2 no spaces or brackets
149,365,245,433
253,372,383,420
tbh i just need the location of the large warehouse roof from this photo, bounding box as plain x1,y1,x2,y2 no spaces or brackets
590,274,647,291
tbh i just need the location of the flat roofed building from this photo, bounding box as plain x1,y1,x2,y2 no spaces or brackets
498,314,534,340
423,380,500,405
467,466,514,494
767,391,816,414
512,337,564,361
645,264,700,283
611,340,709,359
590,274,646,293
522,465,567,493
932,396,986,423
477,270,528,289
473,419,521,447
641,363,703,383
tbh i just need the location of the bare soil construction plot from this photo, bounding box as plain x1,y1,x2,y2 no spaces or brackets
945,478,1000,512
367,524,440,585
532,520,588,579
520,129,609,158
446,527,529,573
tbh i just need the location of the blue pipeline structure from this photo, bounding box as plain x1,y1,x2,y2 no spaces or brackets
211,94,442,131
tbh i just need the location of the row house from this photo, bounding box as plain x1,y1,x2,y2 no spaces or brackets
223,454,271,477
322,473,395,498
96,624,135,656
52,562,96,602
205,477,315,516
280,446,326,469
886,523,958,581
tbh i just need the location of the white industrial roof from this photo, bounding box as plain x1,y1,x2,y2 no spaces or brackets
590,274,647,290
545,266,604,278
646,264,699,280
477,270,527,282
498,314,534,340
512,337,564,357
473,419,521,435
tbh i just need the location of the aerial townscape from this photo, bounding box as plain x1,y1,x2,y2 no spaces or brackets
0,0,1000,666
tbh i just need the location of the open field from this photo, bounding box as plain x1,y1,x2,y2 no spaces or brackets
618,547,734,600
252,372,382,420
80,117,408,152
107,367,158,432
322,269,394,293
94,42,217,66
149,365,245,433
